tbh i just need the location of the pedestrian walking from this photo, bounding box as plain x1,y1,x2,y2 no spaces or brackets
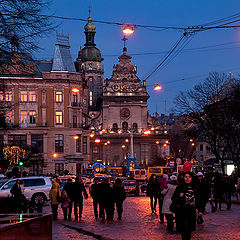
61,189,70,220
147,174,160,214
71,176,88,221
223,176,234,210
63,178,73,220
171,172,202,240
112,178,126,220
161,175,177,232
90,178,101,220
213,172,224,211
49,179,61,220
99,177,114,222
159,174,168,222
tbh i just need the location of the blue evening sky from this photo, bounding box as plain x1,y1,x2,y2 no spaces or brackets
36,0,240,115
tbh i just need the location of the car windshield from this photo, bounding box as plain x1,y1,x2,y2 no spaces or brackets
0,179,8,188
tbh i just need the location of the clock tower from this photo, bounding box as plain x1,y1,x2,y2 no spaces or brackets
75,10,104,111
102,47,149,132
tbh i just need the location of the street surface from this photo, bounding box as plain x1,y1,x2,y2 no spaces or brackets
48,194,240,240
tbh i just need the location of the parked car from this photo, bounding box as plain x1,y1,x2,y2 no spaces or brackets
123,180,139,196
0,176,52,205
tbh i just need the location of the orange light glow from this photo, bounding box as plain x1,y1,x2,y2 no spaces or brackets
190,139,193,142
104,142,108,146
156,141,160,144
53,153,58,158
143,130,151,135
191,143,195,146
163,144,167,147
122,145,126,149
72,88,79,93
73,136,79,140
107,140,110,144
123,25,134,35
102,129,107,133
165,140,169,144
154,84,162,91
90,133,95,138
125,139,129,143
150,127,155,131
95,139,101,143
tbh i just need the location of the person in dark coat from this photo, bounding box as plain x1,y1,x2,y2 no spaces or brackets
213,172,224,210
63,178,73,220
223,176,234,210
112,178,126,220
98,177,114,222
147,174,160,214
90,178,101,220
172,172,202,240
71,177,88,221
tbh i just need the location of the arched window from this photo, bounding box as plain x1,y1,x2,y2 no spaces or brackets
133,123,138,133
112,123,118,132
122,122,128,132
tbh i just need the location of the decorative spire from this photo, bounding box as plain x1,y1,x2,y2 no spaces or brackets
88,5,92,18
121,36,128,54
84,8,96,47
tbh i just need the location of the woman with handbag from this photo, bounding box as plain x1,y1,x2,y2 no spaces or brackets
49,179,61,220
61,189,70,220
171,172,202,240
161,175,177,232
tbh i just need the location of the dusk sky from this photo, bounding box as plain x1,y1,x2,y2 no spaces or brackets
36,0,240,115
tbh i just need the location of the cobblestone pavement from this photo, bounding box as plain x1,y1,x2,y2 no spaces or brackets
49,194,240,240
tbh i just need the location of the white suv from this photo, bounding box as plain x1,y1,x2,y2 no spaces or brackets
0,176,52,205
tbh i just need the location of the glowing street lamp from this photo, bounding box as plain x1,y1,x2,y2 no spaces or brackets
72,88,79,93
125,139,129,143
163,143,167,147
123,25,134,35
107,140,110,144
90,133,95,138
191,142,195,146
104,142,108,146
53,153,58,158
156,141,160,144
154,84,162,91
95,138,101,143
102,129,107,133
143,130,151,135
165,140,169,144
73,136,79,140
122,145,126,149
150,127,155,131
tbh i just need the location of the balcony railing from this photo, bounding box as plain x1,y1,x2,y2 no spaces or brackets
71,102,81,107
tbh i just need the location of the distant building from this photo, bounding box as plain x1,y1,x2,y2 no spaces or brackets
0,34,90,176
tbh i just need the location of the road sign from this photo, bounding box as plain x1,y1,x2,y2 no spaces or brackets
170,160,174,168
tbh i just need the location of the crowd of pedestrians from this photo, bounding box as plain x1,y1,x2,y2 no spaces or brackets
146,170,236,240
49,176,126,223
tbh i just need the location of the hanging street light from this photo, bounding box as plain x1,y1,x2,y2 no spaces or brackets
154,84,162,91
123,25,134,35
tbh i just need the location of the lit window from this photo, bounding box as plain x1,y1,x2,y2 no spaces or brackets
55,134,64,153
56,111,63,124
0,91,3,101
20,91,28,102
56,91,63,103
29,111,36,124
89,91,93,106
6,111,12,123
29,91,36,102
20,111,28,123
5,91,12,101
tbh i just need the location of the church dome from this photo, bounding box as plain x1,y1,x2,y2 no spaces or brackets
82,46,103,62
84,17,96,32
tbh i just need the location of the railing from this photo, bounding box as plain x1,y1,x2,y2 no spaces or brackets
71,102,81,107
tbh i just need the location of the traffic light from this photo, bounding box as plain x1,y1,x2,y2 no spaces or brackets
19,161,23,166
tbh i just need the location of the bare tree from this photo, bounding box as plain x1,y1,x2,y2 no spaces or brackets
174,72,237,174
0,0,53,57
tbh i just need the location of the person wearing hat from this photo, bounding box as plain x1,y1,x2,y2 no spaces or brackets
172,171,202,240
161,175,178,232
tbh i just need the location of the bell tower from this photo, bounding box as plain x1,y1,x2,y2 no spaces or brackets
75,8,104,112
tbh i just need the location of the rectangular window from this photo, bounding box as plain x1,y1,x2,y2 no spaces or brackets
8,134,27,146
83,136,87,154
55,134,64,153
72,112,77,128
31,134,43,153
76,135,81,153
56,91,63,103
20,111,28,123
5,91,12,101
200,144,203,151
89,91,93,106
73,94,77,103
0,91,3,101
20,91,28,102
29,111,36,124
6,111,12,123
56,111,63,124
29,91,36,102
55,163,64,176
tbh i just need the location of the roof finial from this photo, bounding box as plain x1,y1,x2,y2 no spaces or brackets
121,36,128,53
88,5,92,18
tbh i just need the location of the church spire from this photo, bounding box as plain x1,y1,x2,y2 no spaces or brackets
84,7,96,47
